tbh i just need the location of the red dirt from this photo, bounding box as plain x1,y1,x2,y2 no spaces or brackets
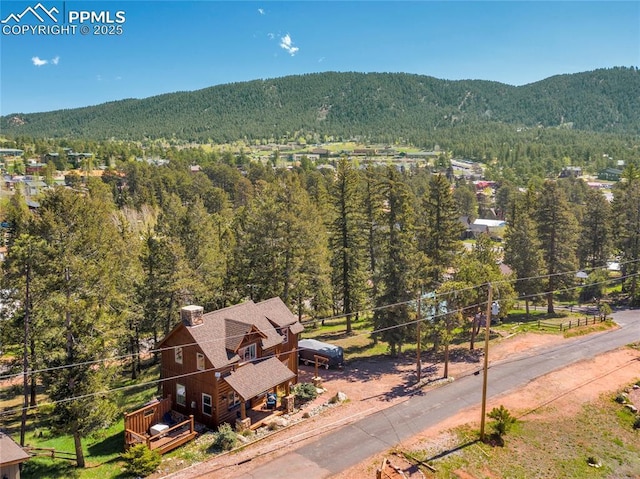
159,332,640,479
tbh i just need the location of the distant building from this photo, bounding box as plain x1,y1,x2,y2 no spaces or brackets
136,157,170,166
473,219,506,228
311,148,331,157
66,152,93,168
292,153,320,162
0,148,23,158
352,148,378,156
405,151,439,159
559,166,582,178
598,168,623,182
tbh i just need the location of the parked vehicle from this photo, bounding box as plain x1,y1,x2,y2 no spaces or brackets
298,339,344,369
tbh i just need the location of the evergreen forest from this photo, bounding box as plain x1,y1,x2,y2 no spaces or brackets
0,66,639,469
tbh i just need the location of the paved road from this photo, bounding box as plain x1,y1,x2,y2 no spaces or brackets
228,309,640,478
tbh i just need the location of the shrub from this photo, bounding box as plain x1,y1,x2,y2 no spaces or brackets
211,423,237,451
587,456,601,468
487,405,517,439
292,382,318,405
121,444,161,477
633,416,640,430
615,393,628,404
599,303,612,319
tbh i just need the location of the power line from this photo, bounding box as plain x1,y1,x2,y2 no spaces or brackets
0,263,636,411
1,258,636,382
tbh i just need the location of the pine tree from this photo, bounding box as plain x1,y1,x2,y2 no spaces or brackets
373,167,419,356
536,181,579,313
612,165,640,303
362,166,384,295
578,187,612,269
328,158,368,334
2,234,47,444
231,174,330,315
34,187,123,467
503,195,545,316
418,174,464,289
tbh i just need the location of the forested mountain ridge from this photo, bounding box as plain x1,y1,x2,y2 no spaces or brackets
2,67,639,141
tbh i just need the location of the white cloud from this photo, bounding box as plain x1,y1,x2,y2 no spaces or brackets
267,32,275,40
32,56,47,66
258,8,265,15
31,56,60,66
318,57,325,63
280,34,299,56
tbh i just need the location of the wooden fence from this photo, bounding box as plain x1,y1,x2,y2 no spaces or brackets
24,446,76,463
537,315,607,332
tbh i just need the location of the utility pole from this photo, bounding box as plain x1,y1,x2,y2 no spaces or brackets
20,263,30,447
416,294,421,382
479,282,492,442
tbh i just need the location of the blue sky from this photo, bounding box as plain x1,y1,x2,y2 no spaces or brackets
1,1,639,115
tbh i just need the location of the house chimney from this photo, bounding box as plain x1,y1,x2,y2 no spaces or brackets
181,305,204,326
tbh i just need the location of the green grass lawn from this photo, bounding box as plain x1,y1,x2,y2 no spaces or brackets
401,388,640,478
494,307,608,334
1,363,160,479
302,314,390,359
21,420,128,479
1,305,620,478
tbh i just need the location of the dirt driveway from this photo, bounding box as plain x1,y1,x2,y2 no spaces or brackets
161,331,640,479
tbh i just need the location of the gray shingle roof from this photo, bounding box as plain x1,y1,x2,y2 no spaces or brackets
179,298,303,369
256,297,305,334
224,319,253,352
0,432,30,465
223,356,296,400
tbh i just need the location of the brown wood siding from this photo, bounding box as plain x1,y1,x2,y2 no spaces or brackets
159,317,302,430
161,327,227,428
124,396,172,435
216,376,240,426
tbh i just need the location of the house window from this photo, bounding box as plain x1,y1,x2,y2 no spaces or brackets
197,353,205,371
202,393,213,416
176,383,186,406
227,391,240,409
174,346,183,364
239,343,256,362
279,327,289,344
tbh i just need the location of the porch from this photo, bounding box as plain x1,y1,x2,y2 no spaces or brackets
224,357,297,432
124,395,198,455
245,396,287,430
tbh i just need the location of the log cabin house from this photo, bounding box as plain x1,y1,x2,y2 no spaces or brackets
154,297,303,435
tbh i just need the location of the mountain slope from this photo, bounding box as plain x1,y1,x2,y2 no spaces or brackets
2,67,638,141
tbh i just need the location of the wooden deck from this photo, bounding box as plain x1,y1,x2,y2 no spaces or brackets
124,396,197,454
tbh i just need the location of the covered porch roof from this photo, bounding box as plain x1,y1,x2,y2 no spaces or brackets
224,356,296,401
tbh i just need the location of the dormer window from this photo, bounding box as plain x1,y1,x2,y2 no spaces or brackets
174,346,183,364
279,327,289,344
239,343,256,362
